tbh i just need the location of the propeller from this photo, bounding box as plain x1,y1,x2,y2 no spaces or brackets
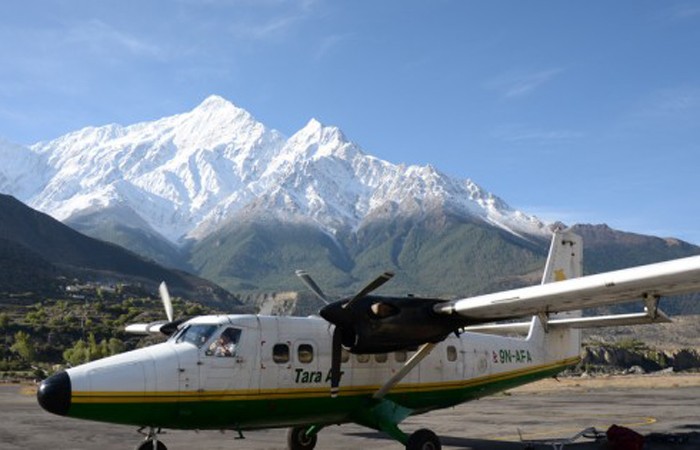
124,282,184,336
330,326,342,398
294,270,330,305
158,281,186,336
159,281,174,323
295,270,395,397
343,272,394,310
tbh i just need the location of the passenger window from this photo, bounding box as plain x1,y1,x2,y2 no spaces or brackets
356,354,370,363
375,353,388,363
206,327,242,357
395,351,407,363
341,348,350,363
446,345,458,362
298,344,314,364
273,343,290,364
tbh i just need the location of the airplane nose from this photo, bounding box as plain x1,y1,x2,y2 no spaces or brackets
37,371,71,416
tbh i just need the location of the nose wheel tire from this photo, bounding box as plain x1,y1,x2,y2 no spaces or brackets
287,426,318,450
135,439,167,450
406,429,441,450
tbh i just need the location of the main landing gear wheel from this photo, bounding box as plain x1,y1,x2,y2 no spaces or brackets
406,428,441,450
287,426,318,450
135,439,167,450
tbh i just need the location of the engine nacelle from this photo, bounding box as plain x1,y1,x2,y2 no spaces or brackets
320,295,470,354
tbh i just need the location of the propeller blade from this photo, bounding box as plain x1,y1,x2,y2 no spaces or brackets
295,270,331,305
330,326,343,398
343,272,394,310
159,281,174,323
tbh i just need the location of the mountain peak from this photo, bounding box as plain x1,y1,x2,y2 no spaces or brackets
293,118,348,148
195,94,237,111
186,95,247,121
305,118,323,129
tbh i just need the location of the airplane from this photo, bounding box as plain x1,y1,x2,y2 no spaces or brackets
36,229,700,450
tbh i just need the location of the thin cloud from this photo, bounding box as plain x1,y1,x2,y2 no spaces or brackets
492,124,584,144
313,33,354,61
671,4,700,20
486,68,564,99
227,0,322,42
63,19,165,60
631,86,700,118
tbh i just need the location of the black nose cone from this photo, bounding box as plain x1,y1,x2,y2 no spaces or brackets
37,371,71,416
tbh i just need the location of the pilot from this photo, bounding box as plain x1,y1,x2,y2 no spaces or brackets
212,328,240,357
214,334,235,357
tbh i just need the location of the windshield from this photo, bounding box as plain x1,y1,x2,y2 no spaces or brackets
173,324,217,348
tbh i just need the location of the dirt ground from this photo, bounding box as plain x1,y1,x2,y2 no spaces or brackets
2,374,700,450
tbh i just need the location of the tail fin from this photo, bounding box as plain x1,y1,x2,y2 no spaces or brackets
536,229,583,362
541,229,583,284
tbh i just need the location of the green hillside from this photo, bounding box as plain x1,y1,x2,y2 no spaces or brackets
0,194,238,305
188,213,549,299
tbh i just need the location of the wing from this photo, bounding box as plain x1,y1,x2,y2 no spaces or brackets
435,255,700,321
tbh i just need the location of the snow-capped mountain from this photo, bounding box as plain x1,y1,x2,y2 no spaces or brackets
1,95,549,246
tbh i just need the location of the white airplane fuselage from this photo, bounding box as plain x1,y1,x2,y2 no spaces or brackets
48,313,580,430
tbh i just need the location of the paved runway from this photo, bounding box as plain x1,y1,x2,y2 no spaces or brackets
2,376,699,449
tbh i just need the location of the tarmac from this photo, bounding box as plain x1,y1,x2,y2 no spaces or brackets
1,375,699,450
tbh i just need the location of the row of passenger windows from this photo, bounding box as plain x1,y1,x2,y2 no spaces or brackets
271,343,459,364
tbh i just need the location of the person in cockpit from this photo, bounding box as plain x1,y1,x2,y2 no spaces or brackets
210,328,241,357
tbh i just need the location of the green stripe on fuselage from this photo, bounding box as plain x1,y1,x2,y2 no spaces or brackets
67,359,577,429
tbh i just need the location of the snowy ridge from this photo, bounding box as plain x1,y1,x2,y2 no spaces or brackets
0,95,549,244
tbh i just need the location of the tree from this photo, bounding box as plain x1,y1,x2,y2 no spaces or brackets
0,313,10,329
63,339,88,366
108,338,125,355
87,333,104,360
10,331,35,362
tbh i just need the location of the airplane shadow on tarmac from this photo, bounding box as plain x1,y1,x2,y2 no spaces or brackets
350,428,700,449
348,432,599,449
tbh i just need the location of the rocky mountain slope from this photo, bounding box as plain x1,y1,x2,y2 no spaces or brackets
0,194,238,304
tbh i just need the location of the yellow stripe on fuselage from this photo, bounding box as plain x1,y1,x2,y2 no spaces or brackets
71,356,580,404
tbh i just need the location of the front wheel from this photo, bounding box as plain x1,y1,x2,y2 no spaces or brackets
406,428,441,450
135,439,167,450
287,426,318,450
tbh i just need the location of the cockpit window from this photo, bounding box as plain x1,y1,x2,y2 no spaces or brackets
206,327,242,357
173,324,217,348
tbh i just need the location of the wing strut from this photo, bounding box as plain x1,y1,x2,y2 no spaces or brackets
372,343,437,400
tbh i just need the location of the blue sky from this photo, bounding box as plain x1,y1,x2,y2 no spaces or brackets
1,1,699,243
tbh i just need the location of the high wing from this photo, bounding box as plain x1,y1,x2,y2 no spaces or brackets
435,254,700,321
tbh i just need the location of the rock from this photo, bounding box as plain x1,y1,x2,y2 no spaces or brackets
625,365,646,375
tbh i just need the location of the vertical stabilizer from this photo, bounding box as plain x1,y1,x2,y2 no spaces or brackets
534,229,583,362
541,229,583,284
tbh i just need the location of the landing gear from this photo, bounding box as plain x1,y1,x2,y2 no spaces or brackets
406,428,441,450
287,426,318,450
135,427,167,450
135,440,166,450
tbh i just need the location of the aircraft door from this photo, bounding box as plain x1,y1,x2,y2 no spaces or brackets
259,318,295,391
200,325,260,393
171,324,218,394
